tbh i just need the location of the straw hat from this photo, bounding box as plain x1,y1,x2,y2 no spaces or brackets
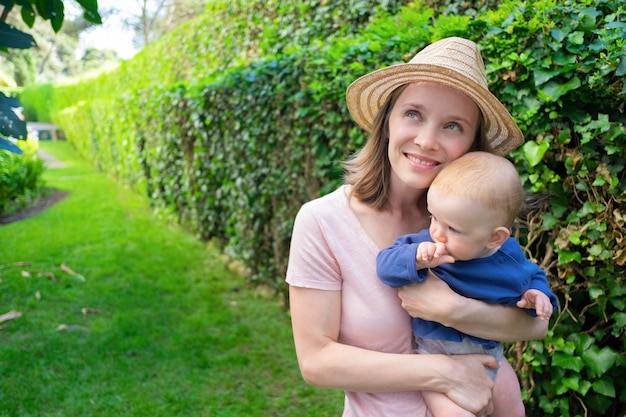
346,37,523,156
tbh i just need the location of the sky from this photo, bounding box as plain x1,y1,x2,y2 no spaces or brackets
77,0,139,59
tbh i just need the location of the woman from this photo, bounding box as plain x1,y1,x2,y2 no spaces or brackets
286,37,548,417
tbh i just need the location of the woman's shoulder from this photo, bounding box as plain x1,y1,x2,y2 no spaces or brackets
294,184,361,238
300,184,350,215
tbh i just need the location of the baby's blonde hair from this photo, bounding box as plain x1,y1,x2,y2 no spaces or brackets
431,151,524,227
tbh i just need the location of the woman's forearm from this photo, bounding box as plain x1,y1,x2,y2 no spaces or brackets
290,286,494,390
396,275,549,342
297,334,496,415
442,296,549,342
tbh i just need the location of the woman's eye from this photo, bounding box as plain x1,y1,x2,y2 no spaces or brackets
444,122,461,131
407,110,420,120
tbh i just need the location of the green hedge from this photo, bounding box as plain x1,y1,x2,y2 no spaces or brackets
18,0,626,415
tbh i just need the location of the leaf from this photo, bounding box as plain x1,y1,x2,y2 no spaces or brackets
557,374,580,395
567,31,585,45
56,324,89,333
613,312,626,329
592,378,616,398
0,137,23,153
578,8,598,32
582,345,618,377
557,249,582,264
550,28,568,42
44,272,58,282
20,3,36,28
0,21,37,49
539,77,582,102
60,263,86,281
588,286,604,300
0,93,28,139
50,1,65,33
551,352,585,372
523,141,549,167
533,68,559,86
75,0,102,24
0,310,22,324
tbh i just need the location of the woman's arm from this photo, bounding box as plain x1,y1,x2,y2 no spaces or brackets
289,285,497,415
397,273,549,342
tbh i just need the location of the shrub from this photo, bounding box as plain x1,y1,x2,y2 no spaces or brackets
0,137,45,216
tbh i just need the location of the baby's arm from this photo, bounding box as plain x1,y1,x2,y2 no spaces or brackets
416,241,455,269
516,289,553,321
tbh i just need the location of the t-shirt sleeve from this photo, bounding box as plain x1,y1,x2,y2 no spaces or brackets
285,203,342,290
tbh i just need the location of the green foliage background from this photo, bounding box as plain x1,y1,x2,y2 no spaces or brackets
17,0,626,415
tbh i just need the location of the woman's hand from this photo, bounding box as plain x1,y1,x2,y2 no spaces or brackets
397,272,461,323
438,354,497,416
397,272,549,342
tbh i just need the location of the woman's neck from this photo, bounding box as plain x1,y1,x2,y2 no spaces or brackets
349,187,429,249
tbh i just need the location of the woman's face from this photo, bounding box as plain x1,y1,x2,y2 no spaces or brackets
387,82,480,191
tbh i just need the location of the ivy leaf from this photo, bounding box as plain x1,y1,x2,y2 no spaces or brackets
552,352,585,372
588,286,605,300
577,379,592,396
557,249,582,264
550,28,568,42
522,141,549,167
613,312,626,329
539,77,582,102
558,374,580,395
582,345,618,377
533,68,559,86
567,31,585,45
541,212,558,229
592,378,616,398
578,7,599,32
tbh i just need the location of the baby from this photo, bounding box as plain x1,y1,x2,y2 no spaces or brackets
377,151,558,417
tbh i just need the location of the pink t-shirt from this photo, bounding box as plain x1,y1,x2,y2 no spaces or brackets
286,185,429,417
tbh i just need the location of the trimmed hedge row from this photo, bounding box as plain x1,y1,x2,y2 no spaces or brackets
19,0,625,415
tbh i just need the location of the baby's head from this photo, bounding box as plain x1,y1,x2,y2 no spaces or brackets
426,151,524,260
431,151,523,227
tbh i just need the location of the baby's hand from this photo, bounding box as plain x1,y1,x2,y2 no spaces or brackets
517,289,553,320
415,241,455,268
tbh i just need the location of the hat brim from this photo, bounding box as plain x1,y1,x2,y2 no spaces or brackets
346,63,523,156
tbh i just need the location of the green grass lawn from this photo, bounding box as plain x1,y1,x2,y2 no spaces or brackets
0,141,343,417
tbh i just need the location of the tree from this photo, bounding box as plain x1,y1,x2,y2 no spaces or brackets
122,0,207,49
0,0,102,153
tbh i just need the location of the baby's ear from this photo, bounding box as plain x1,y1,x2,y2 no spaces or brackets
487,227,511,248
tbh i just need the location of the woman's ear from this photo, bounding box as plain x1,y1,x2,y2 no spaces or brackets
486,227,511,249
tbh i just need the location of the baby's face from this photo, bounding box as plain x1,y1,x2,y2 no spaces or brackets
426,186,501,261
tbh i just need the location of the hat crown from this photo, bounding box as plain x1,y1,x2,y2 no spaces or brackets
409,37,488,89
